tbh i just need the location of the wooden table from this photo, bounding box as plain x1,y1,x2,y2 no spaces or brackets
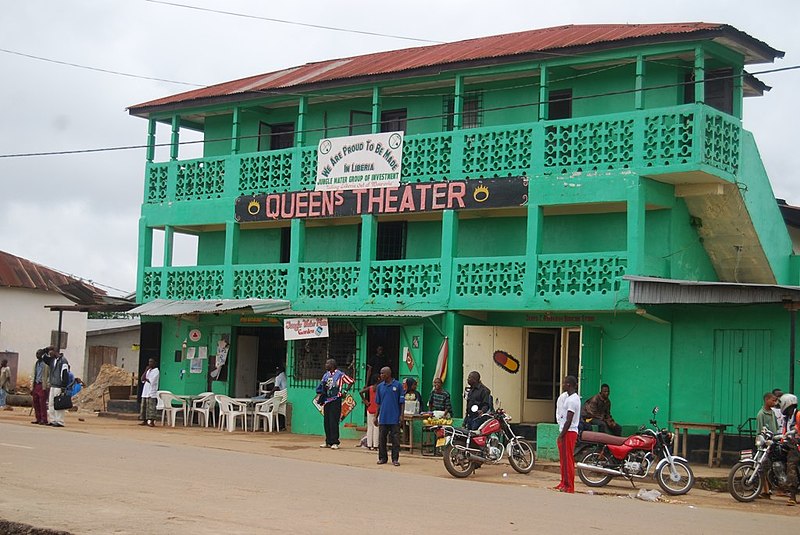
670,421,730,467
401,414,427,454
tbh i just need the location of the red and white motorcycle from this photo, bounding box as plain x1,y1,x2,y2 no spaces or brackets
576,407,695,495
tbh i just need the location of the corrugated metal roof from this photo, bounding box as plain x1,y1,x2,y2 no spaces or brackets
626,275,800,304
0,250,108,303
268,309,443,318
87,318,141,334
129,23,783,115
129,298,291,316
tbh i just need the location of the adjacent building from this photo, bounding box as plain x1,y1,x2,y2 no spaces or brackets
128,23,799,438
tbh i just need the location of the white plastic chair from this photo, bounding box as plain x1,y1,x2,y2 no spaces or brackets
157,391,188,427
189,392,216,428
258,377,275,396
254,390,287,432
216,395,248,432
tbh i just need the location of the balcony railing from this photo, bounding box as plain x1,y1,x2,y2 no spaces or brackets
144,104,740,205
140,252,631,311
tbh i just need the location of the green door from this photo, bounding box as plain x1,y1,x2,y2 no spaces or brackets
712,329,774,428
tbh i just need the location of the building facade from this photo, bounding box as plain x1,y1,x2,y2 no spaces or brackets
128,23,798,438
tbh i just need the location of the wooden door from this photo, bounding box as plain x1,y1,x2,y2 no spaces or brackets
87,346,117,384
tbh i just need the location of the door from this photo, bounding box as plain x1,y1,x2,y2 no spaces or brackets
235,335,259,397
87,346,118,384
713,329,775,427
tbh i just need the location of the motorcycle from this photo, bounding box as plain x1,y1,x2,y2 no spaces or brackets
432,405,535,478
727,428,799,502
576,407,695,495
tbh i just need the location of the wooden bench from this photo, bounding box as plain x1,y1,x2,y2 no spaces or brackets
670,421,730,468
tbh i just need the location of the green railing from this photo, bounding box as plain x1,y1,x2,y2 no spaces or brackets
140,252,629,311
143,104,741,204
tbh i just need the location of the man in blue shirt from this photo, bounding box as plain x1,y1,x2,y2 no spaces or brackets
375,366,404,466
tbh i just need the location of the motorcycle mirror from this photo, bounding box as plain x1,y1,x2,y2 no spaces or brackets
470,404,479,413
652,406,659,415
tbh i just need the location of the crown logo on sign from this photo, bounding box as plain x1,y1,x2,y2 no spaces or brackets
473,185,489,203
247,200,261,215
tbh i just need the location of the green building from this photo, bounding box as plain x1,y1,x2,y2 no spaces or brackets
128,23,799,441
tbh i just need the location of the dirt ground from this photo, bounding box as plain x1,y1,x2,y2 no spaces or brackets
1,407,797,519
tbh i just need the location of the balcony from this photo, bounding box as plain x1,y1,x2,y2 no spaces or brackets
140,251,631,312
143,104,741,207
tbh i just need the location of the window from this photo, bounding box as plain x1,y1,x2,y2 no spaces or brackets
548,89,572,120
376,221,407,261
683,68,733,115
349,111,372,136
280,227,291,264
443,93,483,130
258,122,295,151
380,109,407,133
50,330,68,349
292,322,357,383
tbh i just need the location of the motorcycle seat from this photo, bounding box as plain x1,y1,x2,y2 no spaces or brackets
580,430,627,446
452,426,476,435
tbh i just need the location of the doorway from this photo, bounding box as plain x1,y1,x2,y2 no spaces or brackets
234,326,287,397
366,326,400,385
522,327,582,422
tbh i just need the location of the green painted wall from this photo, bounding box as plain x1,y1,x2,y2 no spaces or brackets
238,228,283,264
304,225,359,262
197,231,224,265
406,220,441,259
457,217,526,256
541,213,626,253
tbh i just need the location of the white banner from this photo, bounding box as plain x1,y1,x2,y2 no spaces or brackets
315,131,403,191
283,317,329,340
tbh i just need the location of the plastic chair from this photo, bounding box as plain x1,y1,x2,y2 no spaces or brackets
252,398,275,432
256,390,287,433
216,395,248,432
157,391,188,427
189,392,217,428
258,377,275,396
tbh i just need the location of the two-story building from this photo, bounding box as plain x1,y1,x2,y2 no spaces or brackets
128,22,798,438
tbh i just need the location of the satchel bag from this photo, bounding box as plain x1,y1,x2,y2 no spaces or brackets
53,390,73,410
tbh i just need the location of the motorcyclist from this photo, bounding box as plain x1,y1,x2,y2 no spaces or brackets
463,371,492,430
779,393,799,505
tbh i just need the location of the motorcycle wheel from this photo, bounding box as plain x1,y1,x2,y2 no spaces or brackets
727,462,763,502
577,452,613,487
655,459,695,496
442,445,475,478
508,439,535,474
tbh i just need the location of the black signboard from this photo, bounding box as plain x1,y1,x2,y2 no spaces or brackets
235,177,528,222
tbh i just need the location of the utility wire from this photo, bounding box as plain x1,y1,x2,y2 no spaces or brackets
145,0,444,44
1,64,798,159
0,47,204,87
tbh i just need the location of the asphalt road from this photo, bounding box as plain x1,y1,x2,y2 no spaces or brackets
0,422,795,534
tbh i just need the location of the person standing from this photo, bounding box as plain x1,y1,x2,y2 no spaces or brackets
139,358,160,427
316,358,354,449
31,349,51,424
463,371,492,430
772,388,786,430
581,384,621,435
359,376,380,450
555,375,581,493
0,359,12,411
428,377,452,416
779,393,799,506
375,366,404,466
42,348,69,427
756,392,779,434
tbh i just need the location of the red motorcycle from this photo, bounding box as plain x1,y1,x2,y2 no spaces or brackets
432,406,535,478
576,407,695,495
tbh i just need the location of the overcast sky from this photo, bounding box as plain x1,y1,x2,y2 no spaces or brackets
1,0,799,297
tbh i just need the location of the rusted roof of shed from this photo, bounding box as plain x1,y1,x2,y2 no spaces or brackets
0,250,108,304
129,22,783,116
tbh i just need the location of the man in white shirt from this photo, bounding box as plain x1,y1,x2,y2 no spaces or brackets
139,358,160,427
274,366,287,391
555,375,581,493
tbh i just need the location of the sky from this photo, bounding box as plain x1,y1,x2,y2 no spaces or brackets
1,0,799,297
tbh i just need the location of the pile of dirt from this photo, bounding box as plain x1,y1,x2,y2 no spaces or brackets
74,364,136,412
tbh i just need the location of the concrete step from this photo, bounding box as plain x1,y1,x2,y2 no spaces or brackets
106,399,139,413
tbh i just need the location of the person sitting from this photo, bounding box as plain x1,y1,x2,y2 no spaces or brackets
581,384,622,436
463,371,492,430
403,377,422,414
427,377,452,417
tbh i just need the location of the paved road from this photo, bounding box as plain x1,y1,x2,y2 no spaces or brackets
0,422,795,534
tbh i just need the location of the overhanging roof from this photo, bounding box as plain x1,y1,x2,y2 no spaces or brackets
626,275,800,304
129,299,291,316
262,309,443,318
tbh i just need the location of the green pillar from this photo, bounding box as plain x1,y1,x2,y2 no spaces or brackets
626,178,646,275
162,225,174,298
146,118,156,163
635,55,645,110
694,46,705,104
170,116,180,161
286,219,306,300
453,74,464,130
292,96,308,189
733,66,744,119
223,220,240,298
371,87,381,134
525,200,543,303
440,210,459,305
358,215,377,301
230,106,241,155
539,65,549,120
136,217,152,300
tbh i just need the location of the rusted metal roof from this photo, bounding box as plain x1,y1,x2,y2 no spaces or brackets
129,23,783,115
0,250,108,304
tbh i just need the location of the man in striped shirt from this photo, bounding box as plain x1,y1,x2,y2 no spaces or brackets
427,377,452,417
316,358,354,449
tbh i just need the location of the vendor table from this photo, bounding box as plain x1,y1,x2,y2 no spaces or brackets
670,421,730,468
401,414,427,454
